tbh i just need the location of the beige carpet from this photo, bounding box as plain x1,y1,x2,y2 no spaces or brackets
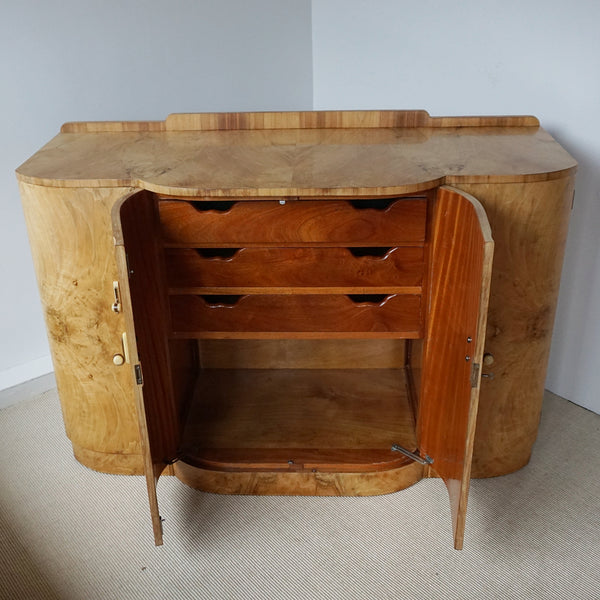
0,388,599,600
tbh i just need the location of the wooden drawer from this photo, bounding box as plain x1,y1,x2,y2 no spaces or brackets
169,293,422,339
159,198,427,246
165,246,424,293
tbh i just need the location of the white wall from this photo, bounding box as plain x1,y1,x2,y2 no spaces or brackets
0,0,312,391
312,0,600,413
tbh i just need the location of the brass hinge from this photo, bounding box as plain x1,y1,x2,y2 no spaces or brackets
134,363,143,385
470,363,481,388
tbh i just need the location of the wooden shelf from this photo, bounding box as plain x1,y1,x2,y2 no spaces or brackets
180,368,416,473
169,294,422,339
169,286,423,295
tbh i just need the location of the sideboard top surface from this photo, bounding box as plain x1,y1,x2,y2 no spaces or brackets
16,110,577,197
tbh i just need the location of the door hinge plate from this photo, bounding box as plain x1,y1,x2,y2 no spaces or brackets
134,363,143,385
470,363,481,388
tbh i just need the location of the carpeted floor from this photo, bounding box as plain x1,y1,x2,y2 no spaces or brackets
0,386,599,599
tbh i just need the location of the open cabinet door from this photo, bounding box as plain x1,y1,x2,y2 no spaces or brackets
112,190,180,545
418,186,494,549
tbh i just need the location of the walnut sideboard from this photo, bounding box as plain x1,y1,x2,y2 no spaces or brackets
16,110,577,549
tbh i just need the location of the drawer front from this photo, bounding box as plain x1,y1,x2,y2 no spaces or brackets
165,246,424,292
159,198,427,246
169,294,422,338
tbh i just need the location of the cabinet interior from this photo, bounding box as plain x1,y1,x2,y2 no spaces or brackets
155,193,429,475
114,186,492,549
178,339,419,473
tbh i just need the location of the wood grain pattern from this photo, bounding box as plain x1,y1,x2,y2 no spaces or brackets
179,368,417,479
182,368,415,448
174,459,424,497
71,444,144,475
16,111,576,197
164,111,541,131
159,198,427,247
406,339,424,421
16,111,578,551
60,110,540,133
184,449,412,473
418,187,493,549
165,246,424,293
170,294,422,339
197,339,407,369
18,182,143,468
455,177,575,477
405,186,436,416
113,190,180,545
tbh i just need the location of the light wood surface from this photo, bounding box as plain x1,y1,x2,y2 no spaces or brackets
162,110,540,131
18,182,143,469
174,459,424,497
56,110,540,133
19,177,575,480
59,110,541,133
16,111,577,550
71,444,144,475
418,187,493,549
16,111,576,197
455,177,575,477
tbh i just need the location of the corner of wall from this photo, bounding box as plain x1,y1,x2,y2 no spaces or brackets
0,356,54,397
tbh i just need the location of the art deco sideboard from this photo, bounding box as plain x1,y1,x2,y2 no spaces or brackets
16,110,577,549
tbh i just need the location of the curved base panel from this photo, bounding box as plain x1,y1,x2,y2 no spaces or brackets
72,444,145,475
174,460,424,496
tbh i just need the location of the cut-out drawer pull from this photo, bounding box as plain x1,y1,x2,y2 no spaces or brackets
170,294,422,338
159,198,427,246
165,247,425,293
194,248,241,260
190,201,237,212
199,295,244,307
348,247,394,258
347,294,392,305
348,198,397,210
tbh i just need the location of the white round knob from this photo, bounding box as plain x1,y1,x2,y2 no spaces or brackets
113,354,125,366
483,353,495,366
